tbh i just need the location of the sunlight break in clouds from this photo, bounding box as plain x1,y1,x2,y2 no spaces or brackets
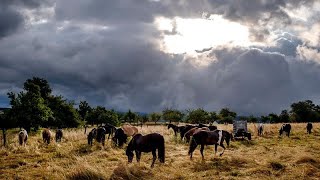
156,15,252,54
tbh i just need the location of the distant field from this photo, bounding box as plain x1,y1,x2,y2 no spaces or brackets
1,123,320,180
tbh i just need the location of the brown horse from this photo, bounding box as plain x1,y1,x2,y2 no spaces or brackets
184,127,210,143
126,133,165,168
55,129,63,143
88,128,97,146
42,128,52,144
188,130,232,160
18,129,28,146
122,124,138,136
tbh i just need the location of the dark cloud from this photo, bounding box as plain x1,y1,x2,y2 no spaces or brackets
0,0,320,115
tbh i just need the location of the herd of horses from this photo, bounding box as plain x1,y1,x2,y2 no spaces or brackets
16,122,314,167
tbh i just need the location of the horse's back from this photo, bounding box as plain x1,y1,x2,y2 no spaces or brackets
122,124,138,136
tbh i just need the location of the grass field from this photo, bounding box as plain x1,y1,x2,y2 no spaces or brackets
1,123,320,180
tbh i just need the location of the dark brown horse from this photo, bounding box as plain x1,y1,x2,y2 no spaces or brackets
112,128,127,147
42,128,52,144
126,133,165,168
258,123,264,136
307,122,313,134
87,128,97,146
188,130,232,160
55,129,63,143
179,125,197,140
18,129,28,146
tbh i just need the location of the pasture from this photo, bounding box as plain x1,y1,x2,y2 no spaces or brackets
1,123,320,180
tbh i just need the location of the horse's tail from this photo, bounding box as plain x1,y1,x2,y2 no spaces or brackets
188,133,199,155
158,136,165,163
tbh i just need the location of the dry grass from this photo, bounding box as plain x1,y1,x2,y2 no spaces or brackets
1,123,320,180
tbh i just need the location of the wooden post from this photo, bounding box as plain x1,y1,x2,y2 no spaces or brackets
2,128,6,146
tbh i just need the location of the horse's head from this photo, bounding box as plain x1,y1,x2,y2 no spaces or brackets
126,140,135,163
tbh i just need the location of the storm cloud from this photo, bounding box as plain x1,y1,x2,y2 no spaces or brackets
0,0,320,115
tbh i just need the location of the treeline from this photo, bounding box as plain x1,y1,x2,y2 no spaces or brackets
1,77,320,135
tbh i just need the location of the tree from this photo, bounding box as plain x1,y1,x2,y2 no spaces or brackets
122,110,137,124
162,109,183,123
98,110,119,126
149,112,161,124
279,110,290,123
290,100,320,122
219,108,237,124
47,96,81,128
185,108,209,124
78,101,91,121
268,113,279,123
0,109,17,146
7,83,53,132
24,77,52,100
208,111,219,123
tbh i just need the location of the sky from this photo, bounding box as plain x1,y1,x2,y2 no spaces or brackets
0,0,320,115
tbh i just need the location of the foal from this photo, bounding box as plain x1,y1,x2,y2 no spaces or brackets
126,133,165,168
18,129,28,146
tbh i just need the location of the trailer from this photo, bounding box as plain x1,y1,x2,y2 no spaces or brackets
233,120,251,140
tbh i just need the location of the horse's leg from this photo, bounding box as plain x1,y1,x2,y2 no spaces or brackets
200,144,205,160
219,144,225,156
135,150,141,163
214,144,218,157
151,150,156,168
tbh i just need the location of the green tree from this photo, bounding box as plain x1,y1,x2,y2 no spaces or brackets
185,108,209,124
290,100,320,122
149,112,161,124
122,110,137,124
47,96,81,128
78,101,92,121
219,108,237,124
268,113,279,123
208,111,219,123
162,109,183,123
7,83,53,132
279,110,290,123
97,110,119,126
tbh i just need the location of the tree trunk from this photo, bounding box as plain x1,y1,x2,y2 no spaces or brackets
84,125,87,134
2,128,6,146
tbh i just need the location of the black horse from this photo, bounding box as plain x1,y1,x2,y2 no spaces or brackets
103,124,117,139
279,124,291,137
258,124,264,136
126,133,165,168
88,128,97,146
307,122,313,134
55,129,63,142
188,130,232,160
168,124,180,136
112,128,128,147
96,126,107,146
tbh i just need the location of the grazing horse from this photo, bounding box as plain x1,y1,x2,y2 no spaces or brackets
168,124,180,136
18,129,28,146
104,124,117,139
307,122,313,134
122,124,138,136
279,124,291,137
126,133,165,168
184,127,210,143
55,129,63,143
112,128,128,147
87,128,97,146
258,123,264,136
188,130,232,160
42,128,52,144
96,127,107,146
